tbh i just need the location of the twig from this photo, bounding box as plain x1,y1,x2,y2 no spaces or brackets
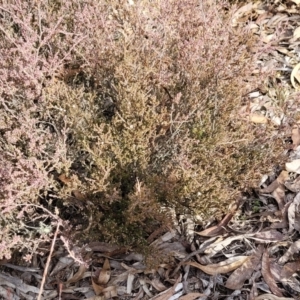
37,221,61,300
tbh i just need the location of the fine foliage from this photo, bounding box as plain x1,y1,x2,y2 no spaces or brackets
0,0,283,261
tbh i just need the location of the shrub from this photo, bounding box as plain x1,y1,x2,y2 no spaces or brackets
0,0,283,261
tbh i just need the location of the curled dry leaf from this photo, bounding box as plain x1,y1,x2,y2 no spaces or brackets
262,250,283,297
226,245,263,290
196,210,236,237
92,259,112,296
140,277,153,298
92,278,105,296
195,223,225,237
150,275,181,300
98,258,111,285
151,278,168,292
186,256,249,275
66,264,87,284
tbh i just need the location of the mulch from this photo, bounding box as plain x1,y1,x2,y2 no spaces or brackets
1,1,300,299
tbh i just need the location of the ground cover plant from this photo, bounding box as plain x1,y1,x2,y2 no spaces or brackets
0,0,284,264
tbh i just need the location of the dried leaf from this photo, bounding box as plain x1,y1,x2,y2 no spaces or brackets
293,26,300,39
253,230,285,242
292,124,300,147
92,277,104,296
147,226,168,243
179,293,205,300
88,242,119,253
58,173,72,185
73,190,86,201
226,245,263,290
277,171,289,185
260,171,289,193
254,295,294,300
285,176,300,192
127,273,135,294
262,250,283,297
66,264,87,284
272,185,285,210
204,235,245,256
280,260,300,279
98,258,111,285
157,241,187,259
150,275,181,300
287,202,297,232
195,224,225,237
260,179,279,193
286,159,300,173
103,285,117,299
121,262,144,274
279,240,300,264
231,2,258,26
196,212,235,237
85,295,105,300
256,12,272,25
187,256,249,275
250,113,268,124
271,201,291,229
275,46,289,55
50,256,74,276
287,192,300,232
151,278,167,292
0,273,40,294
291,63,300,90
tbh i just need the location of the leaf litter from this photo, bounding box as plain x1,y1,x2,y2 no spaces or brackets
3,0,300,299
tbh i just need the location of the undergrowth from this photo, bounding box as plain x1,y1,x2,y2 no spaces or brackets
0,0,284,263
